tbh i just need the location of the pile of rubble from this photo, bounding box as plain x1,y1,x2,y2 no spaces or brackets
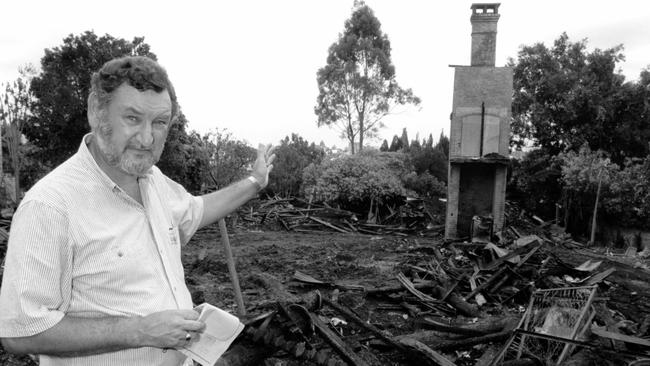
217,201,650,365
236,196,445,237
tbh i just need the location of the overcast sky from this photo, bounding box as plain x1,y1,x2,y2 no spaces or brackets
1,0,649,149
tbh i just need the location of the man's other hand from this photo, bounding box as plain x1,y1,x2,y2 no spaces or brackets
250,143,277,189
134,309,206,349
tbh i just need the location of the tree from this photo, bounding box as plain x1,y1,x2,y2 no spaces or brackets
560,145,619,241
0,65,37,204
508,148,563,220
268,134,325,197
314,1,420,154
509,33,639,160
410,138,447,183
202,129,256,190
434,131,449,159
388,134,402,152
379,139,389,152
301,150,409,213
157,112,211,194
26,31,156,168
606,155,650,228
399,128,409,152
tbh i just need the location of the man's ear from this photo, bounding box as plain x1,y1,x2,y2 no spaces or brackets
87,93,100,130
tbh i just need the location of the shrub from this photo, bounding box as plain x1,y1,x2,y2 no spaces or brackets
301,150,409,212
402,171,446,199
508,148,563,220
267,134,325,197
604,157,650,227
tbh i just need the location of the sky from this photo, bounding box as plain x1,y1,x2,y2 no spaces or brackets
1,0,649,149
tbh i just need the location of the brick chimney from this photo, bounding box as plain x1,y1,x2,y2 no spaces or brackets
470,3,500,66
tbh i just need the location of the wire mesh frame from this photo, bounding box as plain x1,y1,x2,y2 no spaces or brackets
489,286,598,365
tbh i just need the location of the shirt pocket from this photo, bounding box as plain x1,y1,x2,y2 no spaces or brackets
75,240,158,292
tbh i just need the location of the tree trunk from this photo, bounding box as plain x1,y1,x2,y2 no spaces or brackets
590,173,603,246
347,119,355,154
358,116,364,153
13,160,19,205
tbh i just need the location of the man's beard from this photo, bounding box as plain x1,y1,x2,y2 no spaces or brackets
95,119,159,177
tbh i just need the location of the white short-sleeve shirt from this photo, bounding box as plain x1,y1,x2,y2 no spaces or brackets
0,134,204,366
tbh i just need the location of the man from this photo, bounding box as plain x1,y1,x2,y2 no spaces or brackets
0,56,275,365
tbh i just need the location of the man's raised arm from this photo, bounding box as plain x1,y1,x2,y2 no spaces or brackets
198,143,276,229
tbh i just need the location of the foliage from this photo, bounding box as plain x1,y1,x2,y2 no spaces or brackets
202,129,256,190
559,144,618,193
157,113,210,194
314,1,420,154
26,31,156,168
302,148,446,213
399,128,409,152
605,157,650,227
402,171,446,199
508,148,563,219
267,134,325,197
508,32,650,162
434,131,449,159
410,142,447,184
388,134,403,152
0,65,37,202
302,150,409,212
379,139,389,152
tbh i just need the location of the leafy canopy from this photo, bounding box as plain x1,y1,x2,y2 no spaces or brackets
508,32,649,162
302,150,409,212
268,134,325,198
314,1,420,154
26,31,156,167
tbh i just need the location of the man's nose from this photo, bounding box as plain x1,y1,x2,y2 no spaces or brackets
137,122,154,147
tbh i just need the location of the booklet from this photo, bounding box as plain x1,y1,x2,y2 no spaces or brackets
179,303,245,366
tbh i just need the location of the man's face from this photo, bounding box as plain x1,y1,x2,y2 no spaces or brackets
92,83,172,176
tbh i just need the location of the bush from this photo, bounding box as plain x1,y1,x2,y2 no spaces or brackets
402,171,446,199
604,157,650,228
301,150,408,212
507,148,563,220
302,150,447,213
267,134,325,197
201,129,256,190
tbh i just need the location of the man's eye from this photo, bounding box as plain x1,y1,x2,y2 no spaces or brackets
127,116,139,122
155,120,168,126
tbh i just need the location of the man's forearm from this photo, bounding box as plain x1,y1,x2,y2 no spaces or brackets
199,176,259,229
1,315,141,356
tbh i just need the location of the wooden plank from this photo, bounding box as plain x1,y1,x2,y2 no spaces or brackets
308,312,370,366
308,216,349,233
323,298,407,352
583,268,616,285
483,244,540,271
464,266,508,301
592,327,650,347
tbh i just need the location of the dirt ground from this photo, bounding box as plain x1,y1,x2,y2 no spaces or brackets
3,225,650,365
